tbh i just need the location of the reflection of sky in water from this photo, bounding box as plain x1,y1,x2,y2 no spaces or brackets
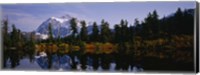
5,54,143,72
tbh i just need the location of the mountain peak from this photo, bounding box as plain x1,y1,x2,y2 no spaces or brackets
50,17,56,19
36,14,93,39
60,14,73,19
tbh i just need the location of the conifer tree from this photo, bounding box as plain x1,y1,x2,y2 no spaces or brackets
91,22,99,42
70,18,78,37
48,23,53,42
100,19,111,43
80,20,88,41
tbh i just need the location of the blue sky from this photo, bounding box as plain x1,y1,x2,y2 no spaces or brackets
1,2,196,32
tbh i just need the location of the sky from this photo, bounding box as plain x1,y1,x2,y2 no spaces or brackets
1,2,196,32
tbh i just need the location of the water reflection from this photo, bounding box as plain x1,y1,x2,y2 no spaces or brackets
35,52,143,72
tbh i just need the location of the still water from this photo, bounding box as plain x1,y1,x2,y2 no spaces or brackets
5,51,143,72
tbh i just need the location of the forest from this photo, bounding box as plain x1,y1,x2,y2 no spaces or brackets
2,8,194,71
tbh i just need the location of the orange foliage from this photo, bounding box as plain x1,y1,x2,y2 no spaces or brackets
85,44,96,53
101,43,115,54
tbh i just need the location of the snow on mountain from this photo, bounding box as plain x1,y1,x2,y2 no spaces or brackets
36,14,92,39
35,14,117,40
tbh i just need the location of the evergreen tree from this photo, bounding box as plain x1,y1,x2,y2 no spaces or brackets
142,12,153,38
128,25,135,42
11,24,18,46
100,19,111,43
182,9,194,34
173,8,183,34
48,23,53,42
134,18,140,36
120,19,129,42
80,20,88,41
70,18,78,37
152,10,160,34
3,19,8,37
114,24,120,43
91,22,99,42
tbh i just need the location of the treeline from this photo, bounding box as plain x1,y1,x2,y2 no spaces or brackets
2,8,194,71
41,8,194,44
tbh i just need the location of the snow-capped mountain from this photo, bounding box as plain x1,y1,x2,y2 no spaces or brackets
36,14,92,39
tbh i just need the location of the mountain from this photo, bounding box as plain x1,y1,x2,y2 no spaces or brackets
35,14,93,39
